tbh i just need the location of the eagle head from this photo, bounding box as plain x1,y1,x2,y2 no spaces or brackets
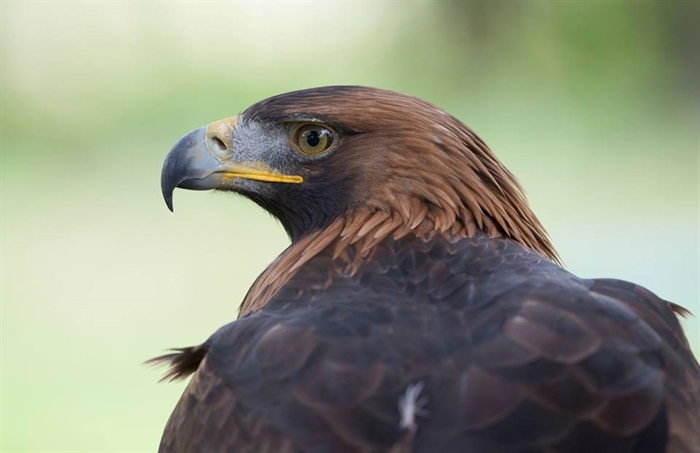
161,86,557,261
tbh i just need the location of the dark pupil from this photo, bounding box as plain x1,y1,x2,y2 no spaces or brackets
305,130,321,147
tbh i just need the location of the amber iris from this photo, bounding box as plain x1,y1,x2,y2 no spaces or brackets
291,123,336,156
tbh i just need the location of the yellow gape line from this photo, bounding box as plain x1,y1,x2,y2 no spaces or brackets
220,170,303,184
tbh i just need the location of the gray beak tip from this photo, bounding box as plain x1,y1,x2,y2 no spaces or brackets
161,155,179,212
164,195,175,212
160,127,210,213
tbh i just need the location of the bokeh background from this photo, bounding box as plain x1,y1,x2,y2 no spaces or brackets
2,1,698,451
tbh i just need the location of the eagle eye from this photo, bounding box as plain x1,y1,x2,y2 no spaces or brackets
290,123,336,156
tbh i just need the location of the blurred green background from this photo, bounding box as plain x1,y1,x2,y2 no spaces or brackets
2,1,698,451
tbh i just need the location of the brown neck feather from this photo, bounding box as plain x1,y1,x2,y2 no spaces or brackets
240,89,559,316
240,194,558,316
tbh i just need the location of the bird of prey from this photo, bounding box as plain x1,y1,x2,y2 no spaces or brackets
156,86,699,453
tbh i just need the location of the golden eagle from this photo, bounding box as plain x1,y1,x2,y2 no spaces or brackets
156,86,699,453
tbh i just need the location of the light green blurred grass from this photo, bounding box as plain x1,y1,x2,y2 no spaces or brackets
2,2,698,452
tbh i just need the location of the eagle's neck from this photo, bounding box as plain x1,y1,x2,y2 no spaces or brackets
239,203,544,316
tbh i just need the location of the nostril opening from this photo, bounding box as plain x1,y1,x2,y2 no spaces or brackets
210,136,227,152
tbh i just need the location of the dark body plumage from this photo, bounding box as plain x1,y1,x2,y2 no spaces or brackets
157,87,699,453
159,234,696,453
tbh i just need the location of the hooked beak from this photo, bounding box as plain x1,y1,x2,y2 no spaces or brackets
160,116,303,211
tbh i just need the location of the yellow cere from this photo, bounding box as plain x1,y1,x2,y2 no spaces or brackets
205,116,239,157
